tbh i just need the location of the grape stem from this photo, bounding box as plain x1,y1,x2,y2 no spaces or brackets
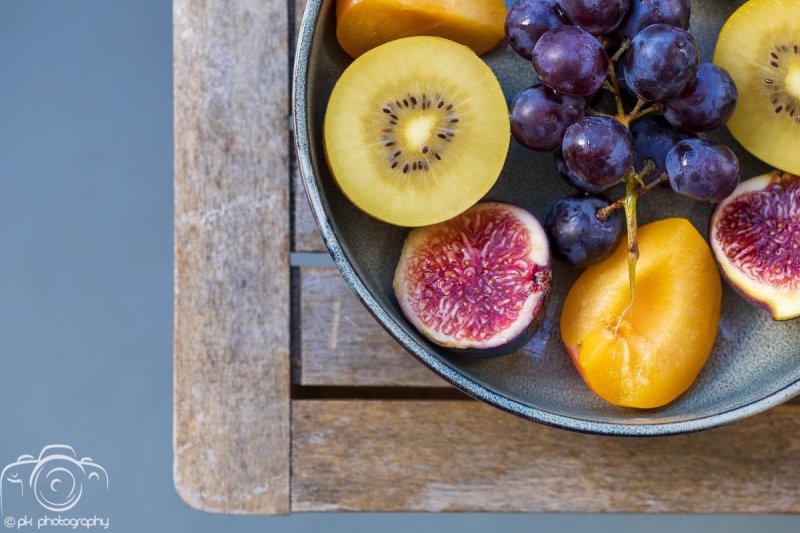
596,164,669,317
596,165,667,220
609,38,631,64
586,107,614,118
629,98,646,119
604,40,666,127
600,39,672,309
606,60,626,119
629,100,665,122
615,170,639,331
624,172,639,299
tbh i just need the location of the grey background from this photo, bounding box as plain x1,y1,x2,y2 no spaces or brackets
0,0,798,531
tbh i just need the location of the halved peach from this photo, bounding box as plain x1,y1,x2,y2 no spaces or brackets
335,0,507,58
560,218,721,409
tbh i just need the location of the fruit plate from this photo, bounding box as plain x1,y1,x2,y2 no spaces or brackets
293,0,800,436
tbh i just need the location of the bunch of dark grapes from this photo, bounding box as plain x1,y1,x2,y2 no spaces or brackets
506,0,739,272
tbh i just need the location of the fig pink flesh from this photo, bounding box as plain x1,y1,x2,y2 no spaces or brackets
401,206,544,344
714,174,800,290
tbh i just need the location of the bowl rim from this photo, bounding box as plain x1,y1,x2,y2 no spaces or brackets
291,0,800,437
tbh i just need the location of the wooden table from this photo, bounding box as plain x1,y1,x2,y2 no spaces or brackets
173,0,800,515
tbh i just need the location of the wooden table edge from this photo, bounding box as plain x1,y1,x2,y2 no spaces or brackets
173,0,291,515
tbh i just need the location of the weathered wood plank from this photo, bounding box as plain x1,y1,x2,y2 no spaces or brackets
173,0,290,514
292,0,327,252
300,267,444,386
292,400,800,513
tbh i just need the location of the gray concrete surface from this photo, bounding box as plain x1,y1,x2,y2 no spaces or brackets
0,1,798,531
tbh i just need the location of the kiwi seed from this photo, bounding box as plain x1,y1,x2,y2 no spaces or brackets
763,43,800,122
378,92,461,173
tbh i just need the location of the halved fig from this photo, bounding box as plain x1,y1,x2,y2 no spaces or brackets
710,171,800,320
393,202,552,356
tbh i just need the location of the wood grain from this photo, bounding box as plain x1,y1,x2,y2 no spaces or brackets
292,400,800,513
299,267,445,387
173,0,290,514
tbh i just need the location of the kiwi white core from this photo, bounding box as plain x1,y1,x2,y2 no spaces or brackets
786,63,800,100
402,114,436,150
376,91,461,174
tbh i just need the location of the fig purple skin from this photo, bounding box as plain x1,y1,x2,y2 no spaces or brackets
393,202,552,357
710,172,800,321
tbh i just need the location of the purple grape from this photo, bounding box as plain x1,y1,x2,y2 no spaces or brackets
666,138,740,202
630,116,694,184
532,26,610,97
545,194,624,267
554,149,607,193
510,84,585,151
623,24,699,102
562,116,635,189
664,63,738,132
560,0,631,35
615,0,691,41
505,0,566,60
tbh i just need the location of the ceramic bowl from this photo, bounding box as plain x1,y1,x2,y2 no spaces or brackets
292,0,800,435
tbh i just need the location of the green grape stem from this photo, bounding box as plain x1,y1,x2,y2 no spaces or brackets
591,40,670,306
623,172,639,307
596,165,667,220
603,39,665,127
599,41,671,305
606,58,626,119
629,99,665,122
609,38,631,64
586,107,614,119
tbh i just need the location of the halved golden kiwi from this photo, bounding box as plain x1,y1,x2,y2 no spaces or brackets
713,0,800,175
323,36,510,227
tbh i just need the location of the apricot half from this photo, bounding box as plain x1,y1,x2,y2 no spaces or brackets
335,0,507,58
560,218,721,408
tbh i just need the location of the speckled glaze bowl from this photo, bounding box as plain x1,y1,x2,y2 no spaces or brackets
293,0,800,436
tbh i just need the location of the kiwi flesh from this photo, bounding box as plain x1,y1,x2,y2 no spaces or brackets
323,36,510,227
713,0,800,175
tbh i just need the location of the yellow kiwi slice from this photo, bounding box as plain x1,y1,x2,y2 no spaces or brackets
713,0,800,175
323,36,510,227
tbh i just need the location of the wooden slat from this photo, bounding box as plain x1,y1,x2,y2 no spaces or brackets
173,0,290,514
300,267,444,386
292,400,800,513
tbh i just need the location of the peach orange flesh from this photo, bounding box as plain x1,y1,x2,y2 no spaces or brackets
560,218,721,408
335,0,507,58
